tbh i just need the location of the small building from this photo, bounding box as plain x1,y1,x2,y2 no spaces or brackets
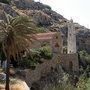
30,32,63,54
27,28,79,73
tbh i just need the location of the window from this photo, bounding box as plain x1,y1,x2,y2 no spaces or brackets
56,36,58,39
55,43,59,47
69,33,71,36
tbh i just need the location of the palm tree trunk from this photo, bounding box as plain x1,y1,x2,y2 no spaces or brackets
5,55,10,90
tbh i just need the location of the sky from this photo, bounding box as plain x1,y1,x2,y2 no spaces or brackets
35,0,90,29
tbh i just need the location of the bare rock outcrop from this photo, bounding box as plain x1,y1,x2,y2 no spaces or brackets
0,3,18,17
11,0,51,10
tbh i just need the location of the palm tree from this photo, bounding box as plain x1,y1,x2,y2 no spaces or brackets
0,13,37,90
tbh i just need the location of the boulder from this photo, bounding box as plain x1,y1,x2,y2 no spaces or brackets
11,80,30,90
43,9,64,21
0,80,30,90
11,0,51,10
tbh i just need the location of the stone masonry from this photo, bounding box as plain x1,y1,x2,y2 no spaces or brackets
67,19,76,54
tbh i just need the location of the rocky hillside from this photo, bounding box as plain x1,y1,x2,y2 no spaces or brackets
0,0,90,52
0,0,89,32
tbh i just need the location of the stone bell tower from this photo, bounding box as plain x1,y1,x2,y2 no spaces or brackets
67,19,76,54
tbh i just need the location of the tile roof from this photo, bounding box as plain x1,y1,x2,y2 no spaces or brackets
27,32,57,42
34,32,57,41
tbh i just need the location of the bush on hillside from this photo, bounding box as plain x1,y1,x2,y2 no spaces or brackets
39,46,52,59
76,74,88,90
79,50,90,65
18,46,52,69
0,0,11,4
18,50,40,69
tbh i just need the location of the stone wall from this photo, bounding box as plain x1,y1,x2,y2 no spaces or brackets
60,54,79,72
18,53,79,89
24,55,60,87
67,20,76,54
29,32,63,54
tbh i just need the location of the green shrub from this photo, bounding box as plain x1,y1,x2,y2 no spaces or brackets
18,49,42,69
48,72,89,90
76,74,88,90
48,83,76,90
39,46,52,59
86,78,90,90
79,50,87,57
0,0,11,4
18,46,52,69
36,27,46,33
79,50,90,64
18,56,37,69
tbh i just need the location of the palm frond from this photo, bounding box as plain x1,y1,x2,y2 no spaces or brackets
11,16,30,26
0,20,7,33
3,11,13,24
0,14,38,59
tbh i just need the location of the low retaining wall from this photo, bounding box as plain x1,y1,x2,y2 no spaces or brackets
18,54,79,88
